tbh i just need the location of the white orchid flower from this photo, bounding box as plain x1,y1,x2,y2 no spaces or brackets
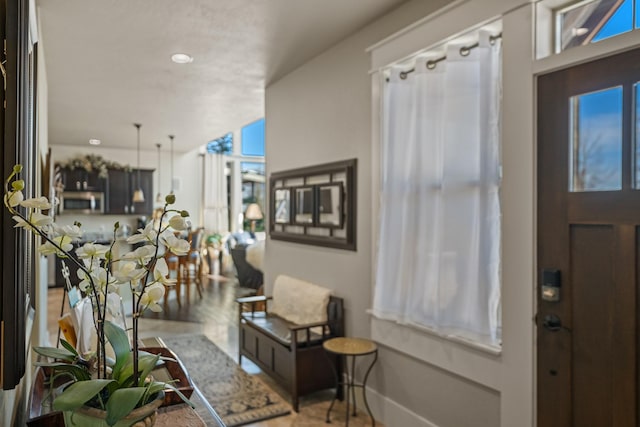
139,283,165,313
38,235,73,256
82,256,102,271
121,245,156,265
127,223,157,244
168,215,189,231
4,190,24,207
160,231,190,256
30,211,54,227
76,243,109,259
113,261,146,283
54,224,82,239
12,212,53,231
77,267,109,292
153,257,176,286
20,196,52,210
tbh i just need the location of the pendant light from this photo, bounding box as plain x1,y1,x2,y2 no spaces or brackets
132,123,145,203
155,143,163,203
169,134,175,194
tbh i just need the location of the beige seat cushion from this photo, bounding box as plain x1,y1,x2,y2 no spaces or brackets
270,275,331,325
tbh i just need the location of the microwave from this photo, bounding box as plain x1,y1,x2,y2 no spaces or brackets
59,191,105,214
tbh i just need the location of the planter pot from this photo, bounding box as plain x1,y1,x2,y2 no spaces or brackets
62,391,164,427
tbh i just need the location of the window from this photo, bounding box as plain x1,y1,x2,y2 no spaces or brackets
207,132,233,154
241,118,265,157
241,162,265,231
372,31,502,348
556,0,639,53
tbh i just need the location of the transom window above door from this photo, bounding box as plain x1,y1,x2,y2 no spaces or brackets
555,0,640,53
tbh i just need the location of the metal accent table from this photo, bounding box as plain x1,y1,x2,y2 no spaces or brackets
323,337,378,426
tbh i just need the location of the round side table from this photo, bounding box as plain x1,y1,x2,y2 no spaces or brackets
323,337,378,426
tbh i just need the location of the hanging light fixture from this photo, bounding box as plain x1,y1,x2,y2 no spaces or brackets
169,134,175,194
155,143,163,203
132,123,145,203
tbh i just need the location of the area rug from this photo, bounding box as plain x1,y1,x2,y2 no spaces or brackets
161,334,291,426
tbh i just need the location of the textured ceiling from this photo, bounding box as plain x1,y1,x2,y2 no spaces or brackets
37,0,408,152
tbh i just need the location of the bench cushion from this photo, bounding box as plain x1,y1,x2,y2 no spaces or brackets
270,275,331,325
241,312,325,346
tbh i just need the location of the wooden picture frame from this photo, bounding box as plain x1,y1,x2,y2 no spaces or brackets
269,159,356,251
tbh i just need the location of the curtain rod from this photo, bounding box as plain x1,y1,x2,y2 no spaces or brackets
395,33,502,80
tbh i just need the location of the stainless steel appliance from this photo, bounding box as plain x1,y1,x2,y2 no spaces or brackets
59,191,105,214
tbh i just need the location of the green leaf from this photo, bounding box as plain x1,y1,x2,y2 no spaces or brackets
59,340,79,357
163,382,195,408
104,320,131,378
105,387,147,426
118,353,159,385
52,379,115,411
33,346,76,363
34,362,91,381
138,353,160,387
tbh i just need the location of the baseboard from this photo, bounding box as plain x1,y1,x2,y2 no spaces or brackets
352,384,440,427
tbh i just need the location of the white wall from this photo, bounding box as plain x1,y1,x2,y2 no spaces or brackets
265,0,503,426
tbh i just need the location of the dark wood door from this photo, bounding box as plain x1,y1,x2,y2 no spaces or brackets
537,48,640,426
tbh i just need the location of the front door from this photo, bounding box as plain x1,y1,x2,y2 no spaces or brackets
537,48,640,426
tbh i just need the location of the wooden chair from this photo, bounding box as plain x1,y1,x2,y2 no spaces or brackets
163,250,182,306
180,228,205,300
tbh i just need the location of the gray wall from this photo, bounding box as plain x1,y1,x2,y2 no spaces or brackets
264,1,501,425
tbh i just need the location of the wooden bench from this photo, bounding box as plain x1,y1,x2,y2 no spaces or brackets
236,275,344,411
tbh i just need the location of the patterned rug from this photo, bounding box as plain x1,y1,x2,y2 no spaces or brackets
161,334,291,426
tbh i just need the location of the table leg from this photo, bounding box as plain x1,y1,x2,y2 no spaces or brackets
362,350,378,427
325,352,340,423
345,355,351,427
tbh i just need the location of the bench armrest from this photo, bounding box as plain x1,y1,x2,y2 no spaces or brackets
288,320,330,331
236,295,271,304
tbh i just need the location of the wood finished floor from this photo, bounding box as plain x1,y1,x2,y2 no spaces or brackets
46,273,383,427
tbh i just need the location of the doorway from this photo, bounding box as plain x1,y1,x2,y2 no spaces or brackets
537,47,640,426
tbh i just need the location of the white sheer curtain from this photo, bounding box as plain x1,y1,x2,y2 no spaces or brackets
203,153,229,233
372,32,502,346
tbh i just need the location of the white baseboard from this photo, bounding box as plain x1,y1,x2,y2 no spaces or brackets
352,384,440,427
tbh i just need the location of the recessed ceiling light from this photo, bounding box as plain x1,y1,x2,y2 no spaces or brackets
171,53,194,64
89,139,101,146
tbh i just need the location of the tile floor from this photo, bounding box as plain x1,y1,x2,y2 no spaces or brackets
46,274,383,427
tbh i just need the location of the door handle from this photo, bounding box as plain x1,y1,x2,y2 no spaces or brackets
541,314,570,332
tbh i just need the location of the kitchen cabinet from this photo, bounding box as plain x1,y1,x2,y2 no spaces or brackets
59,167,106,191
105,168,154,215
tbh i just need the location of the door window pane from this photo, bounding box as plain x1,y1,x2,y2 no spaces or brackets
569,86,623,192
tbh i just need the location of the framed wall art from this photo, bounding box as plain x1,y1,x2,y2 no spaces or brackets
269,158,356,251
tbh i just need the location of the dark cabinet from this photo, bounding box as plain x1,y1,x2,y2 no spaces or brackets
106,169,130,214
105,168,154,215
60,167,105,191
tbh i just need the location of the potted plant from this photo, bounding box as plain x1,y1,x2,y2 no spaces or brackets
4,164,193,426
